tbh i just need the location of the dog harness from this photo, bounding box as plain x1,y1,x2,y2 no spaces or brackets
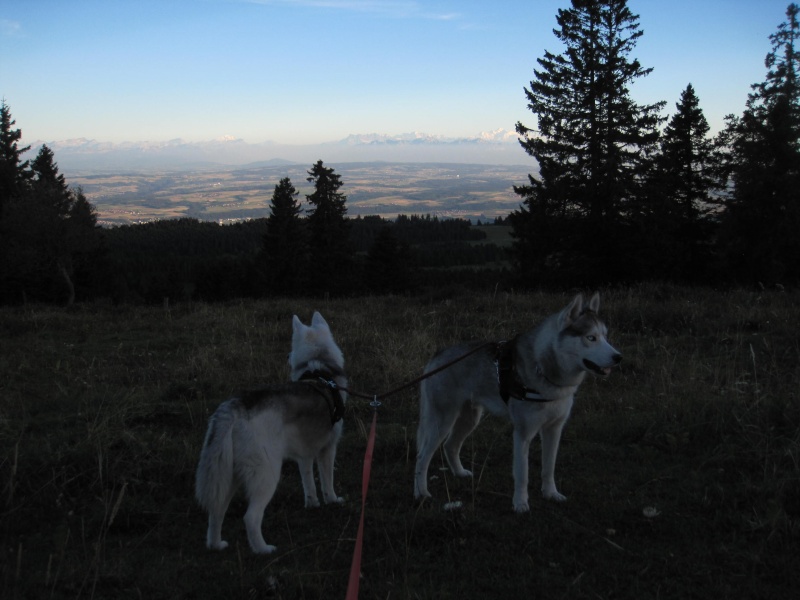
494,339,555,403
298,367,346,425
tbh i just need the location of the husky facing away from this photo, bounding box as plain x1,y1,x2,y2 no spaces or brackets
414,293,621,512
195,312,347,553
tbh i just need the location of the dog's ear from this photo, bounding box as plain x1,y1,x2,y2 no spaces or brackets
311,311,329,330
587,292,600,313
292,314,306,334
562,294,584,326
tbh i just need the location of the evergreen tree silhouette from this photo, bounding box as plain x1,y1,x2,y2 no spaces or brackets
718,3,800,284
305,160,353,296
641,84,720,281
3,143,102,304
0,100,32,212
510,0,665,285
261,177,307,295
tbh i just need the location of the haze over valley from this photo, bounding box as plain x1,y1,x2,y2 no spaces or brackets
25,130,531,226
68,161,532,226
35,129,525,172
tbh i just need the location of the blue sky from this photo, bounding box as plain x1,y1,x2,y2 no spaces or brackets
1,0,794,146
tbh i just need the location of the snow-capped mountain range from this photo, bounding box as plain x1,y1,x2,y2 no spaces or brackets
24,129,525,173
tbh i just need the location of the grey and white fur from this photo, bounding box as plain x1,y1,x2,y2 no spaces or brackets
414,293,621,512
195,311,346,553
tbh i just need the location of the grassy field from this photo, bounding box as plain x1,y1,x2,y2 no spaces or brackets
1,285,799,599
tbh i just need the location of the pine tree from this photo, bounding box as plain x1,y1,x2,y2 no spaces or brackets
0,100,32,212
30,144,72,215
719,3,800,284
0,101,34,298
3,144,103,303
305,160,353,295
510,0,665,284
261,177,307,295
643,84,719,280
62,188,103,304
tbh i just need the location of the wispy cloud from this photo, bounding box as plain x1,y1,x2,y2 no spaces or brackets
1,19,22,37
241,0,461,21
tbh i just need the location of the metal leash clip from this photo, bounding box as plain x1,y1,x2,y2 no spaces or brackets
319,377,338,390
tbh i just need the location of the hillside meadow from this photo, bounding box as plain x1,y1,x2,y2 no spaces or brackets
1,285,799,599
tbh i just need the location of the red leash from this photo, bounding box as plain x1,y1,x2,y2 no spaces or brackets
345,407,378,600
342,344,493,597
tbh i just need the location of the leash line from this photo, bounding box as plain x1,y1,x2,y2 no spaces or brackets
345,406,378,600
338,341,496,403
343,342,493,598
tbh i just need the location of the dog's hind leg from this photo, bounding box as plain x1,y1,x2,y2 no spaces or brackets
414,425,443,499
205,485,236,550
414,393,458,499
242,462,281,554
443,402,483,478
540,419,568,502
297,457,320,507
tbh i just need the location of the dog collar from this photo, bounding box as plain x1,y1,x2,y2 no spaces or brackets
494,339,557,403
298,369,346,425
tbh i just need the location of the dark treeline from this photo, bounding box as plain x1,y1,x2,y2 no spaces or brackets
99,214,507,303
1,1,799,304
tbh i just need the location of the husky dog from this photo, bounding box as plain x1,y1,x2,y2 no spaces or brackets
414,293,621,512
195,311,347,553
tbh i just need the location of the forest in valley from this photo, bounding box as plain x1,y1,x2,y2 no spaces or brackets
1,2,799,305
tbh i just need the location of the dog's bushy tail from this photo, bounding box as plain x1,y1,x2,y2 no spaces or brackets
195,401,236,513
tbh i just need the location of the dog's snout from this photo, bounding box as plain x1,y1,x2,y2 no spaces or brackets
612,353,622,364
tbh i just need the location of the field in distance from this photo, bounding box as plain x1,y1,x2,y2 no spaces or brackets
69,162,532,226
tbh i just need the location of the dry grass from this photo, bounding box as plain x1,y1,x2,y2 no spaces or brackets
1,285,799,599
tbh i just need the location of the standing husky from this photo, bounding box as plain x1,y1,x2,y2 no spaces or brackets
414,293,621,512
195,311,347,553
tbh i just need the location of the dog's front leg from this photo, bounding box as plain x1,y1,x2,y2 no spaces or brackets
540,419,567,502
317,443,344,504
512,428,532,513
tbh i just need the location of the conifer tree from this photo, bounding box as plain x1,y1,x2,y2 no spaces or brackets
305,160,353,295
0,100,32,212
30,144,72,215
643,84,719,280
0,101,33,298
62,187,103,304
718,3,800,284
510,0,665,284
4,144,102,303
261,177,307,295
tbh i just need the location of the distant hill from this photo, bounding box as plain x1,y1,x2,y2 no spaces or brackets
25,130,530,174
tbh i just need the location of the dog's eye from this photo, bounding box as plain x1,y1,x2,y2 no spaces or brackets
586,335,596,342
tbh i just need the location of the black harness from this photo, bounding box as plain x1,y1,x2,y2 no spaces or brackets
494,338,556,403
298,368,346,425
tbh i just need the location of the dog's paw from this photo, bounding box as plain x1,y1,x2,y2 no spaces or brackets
304,496,321,508
414,490,432,503
208,540,229,551
251,543,277,554
453,468,473,478
543,489,567,502
513,501,530,513
325,495,345,505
